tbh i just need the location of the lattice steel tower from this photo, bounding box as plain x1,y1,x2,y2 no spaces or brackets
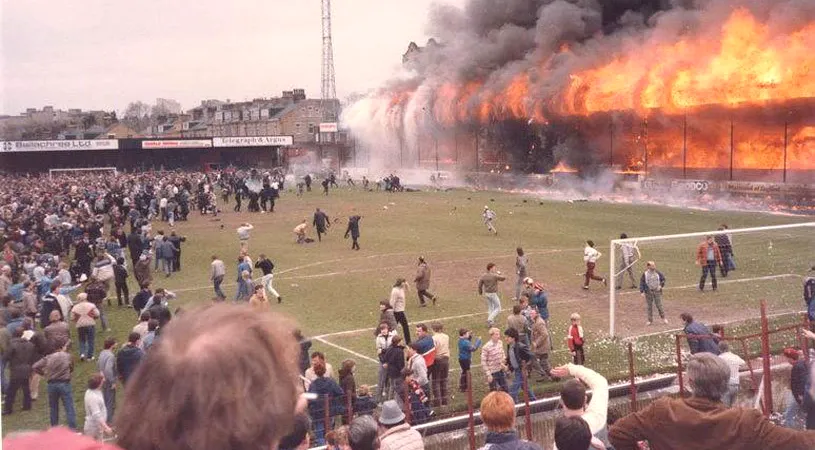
321,0,337,121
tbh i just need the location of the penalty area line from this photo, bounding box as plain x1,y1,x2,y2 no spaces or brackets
617,273,801,298
313,296,583,340
314,337,379,364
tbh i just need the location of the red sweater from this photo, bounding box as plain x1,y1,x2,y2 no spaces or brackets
568,324,584,351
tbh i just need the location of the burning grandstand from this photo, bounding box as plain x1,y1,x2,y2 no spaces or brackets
343,0,815,188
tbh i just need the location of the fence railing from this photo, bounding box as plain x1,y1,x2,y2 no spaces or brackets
308,300,807,448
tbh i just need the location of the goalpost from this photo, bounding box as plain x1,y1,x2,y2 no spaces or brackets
48,167,118,179
609,222,815,337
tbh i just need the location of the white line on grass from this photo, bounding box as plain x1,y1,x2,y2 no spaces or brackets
616,273,801,298
313,296,583,340
314,337,380,364
172,248,572,293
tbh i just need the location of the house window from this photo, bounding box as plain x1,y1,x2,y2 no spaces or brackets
308,123,315,133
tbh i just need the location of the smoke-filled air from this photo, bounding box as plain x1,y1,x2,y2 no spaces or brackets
342,0,815,174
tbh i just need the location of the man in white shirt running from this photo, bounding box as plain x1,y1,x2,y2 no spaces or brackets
583,240,606,290
236,223,254,251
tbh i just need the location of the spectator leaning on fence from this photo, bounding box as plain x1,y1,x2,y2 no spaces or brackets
609,352,815,450
479,391,543,450
717,341,746,407
680,312,720,355
551,363,610,450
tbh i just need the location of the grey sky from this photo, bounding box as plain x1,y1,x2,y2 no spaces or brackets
0,0,463,115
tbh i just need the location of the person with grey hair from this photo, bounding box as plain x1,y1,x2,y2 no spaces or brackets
610,353,815,449
348,414,379,450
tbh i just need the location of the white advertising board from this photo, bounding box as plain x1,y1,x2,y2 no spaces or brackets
212,136,293,147
1,139,118,152
141,139,213,149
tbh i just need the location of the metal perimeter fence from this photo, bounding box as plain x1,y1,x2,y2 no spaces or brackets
306,299,808,449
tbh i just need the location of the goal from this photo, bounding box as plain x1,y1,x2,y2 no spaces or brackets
609,222,815,337
48,167,118,179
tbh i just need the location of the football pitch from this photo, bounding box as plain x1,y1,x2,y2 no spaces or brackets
4,186,813,435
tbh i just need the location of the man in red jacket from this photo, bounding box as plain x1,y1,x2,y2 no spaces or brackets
696,236,722,292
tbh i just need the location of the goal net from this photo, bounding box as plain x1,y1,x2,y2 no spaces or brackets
49,167,118,179
609,222,815,337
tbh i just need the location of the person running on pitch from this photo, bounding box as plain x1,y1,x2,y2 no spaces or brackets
313,208,330,242
582,240,607,290
255,253,282,304
483,206,498,235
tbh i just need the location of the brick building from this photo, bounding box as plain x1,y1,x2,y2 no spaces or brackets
182,89,340,144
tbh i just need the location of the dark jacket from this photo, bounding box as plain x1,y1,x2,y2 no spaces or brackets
505,341,533,372
5,337,38,380
254,258,274,276
86,282,106,307
307,376,345,418
383,345,405,379
481,431,543,450
791,359,809,404
299,339,312,373
609,396,815,450
313,211,330,230
127,232,143,258
355,394,377,416
805,276,815,320
156,240,176,259
40,293,63,329
345,216,361,239
132,289,152,314
114,264,128,285
639,270,666,293
168,235,185,253
75,240,93,263
116,344,144,384
684,321,720,355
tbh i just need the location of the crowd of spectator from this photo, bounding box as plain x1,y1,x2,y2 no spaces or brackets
1,168,815,450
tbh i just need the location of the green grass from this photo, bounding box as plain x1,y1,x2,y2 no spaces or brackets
3,187,812,434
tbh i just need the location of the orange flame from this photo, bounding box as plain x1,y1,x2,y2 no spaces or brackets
373,8,815,171
562,8,815,115
551,161,578,173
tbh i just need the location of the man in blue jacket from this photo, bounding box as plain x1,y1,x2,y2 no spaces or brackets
680,312,720,355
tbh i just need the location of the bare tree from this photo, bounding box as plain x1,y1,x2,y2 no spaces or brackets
123,101,152,132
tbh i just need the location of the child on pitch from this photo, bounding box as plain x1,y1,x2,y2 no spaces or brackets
457,328,482,392
567,313,586,365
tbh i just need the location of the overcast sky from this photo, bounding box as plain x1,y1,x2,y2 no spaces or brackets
0,0,463,115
